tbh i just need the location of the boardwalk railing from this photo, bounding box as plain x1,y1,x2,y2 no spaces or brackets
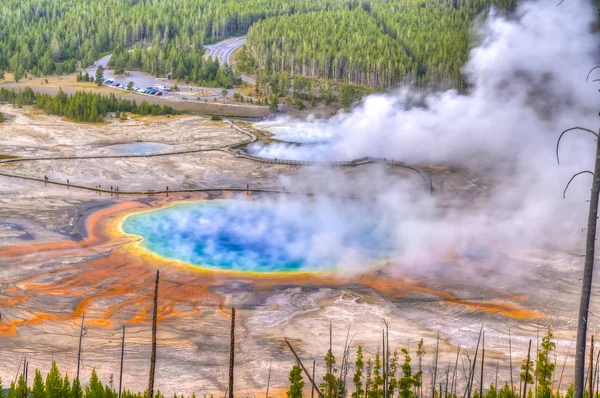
233,151,432,194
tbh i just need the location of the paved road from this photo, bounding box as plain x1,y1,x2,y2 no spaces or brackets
86,55,231,100
86,35,254,102
205,37,256,84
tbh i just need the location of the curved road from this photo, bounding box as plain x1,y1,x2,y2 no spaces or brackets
0,121,431,195
205,37,255,84
89,36,255,99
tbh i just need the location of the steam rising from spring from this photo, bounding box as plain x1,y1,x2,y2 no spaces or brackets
180,0,599,280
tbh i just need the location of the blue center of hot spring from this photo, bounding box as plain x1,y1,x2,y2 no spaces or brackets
122,201,391,272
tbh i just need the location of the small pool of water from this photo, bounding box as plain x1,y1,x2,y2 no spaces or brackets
106,142,171,154
122,201,392,272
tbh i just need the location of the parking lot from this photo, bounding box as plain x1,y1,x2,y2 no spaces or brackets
85,54,226,100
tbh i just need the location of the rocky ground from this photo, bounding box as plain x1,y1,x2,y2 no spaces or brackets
0,105,594,397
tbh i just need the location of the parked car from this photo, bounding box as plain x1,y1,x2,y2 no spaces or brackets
155,91,163,96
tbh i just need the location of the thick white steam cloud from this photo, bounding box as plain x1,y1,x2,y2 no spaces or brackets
241,0,600,281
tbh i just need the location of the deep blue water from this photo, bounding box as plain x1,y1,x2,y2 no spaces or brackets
122,201,391,272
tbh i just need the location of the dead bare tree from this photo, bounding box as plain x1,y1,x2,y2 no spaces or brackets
451,345,461,398
523,340,532,398
265,361,272,398
76,313,87,398
557,124,600,398
480,332,485,398
433,332,440,398
466,325,484,398
148,270,159,398
229,308,235,398
284,338,324,398
444,362,451,398
495,361,499,390
23,357,28,398
14,354,23,385
558,342,572,393
509,328,515,394
595,349,600,398
590,336,596,398
312,361,316,398
119,325,125,398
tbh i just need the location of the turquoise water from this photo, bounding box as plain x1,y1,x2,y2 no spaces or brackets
108,142,171,154
122,201,392,272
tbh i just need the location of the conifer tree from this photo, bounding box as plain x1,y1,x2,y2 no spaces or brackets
353,346,364,398
14,374,27,398
322,348,337,398
365,359,373,397
71,377,83,398
7,381,16,398
86,369,105,398
370,352,383,398
96,66,104,86
62,374,72,397
0,377,5,398
287,364,305,398
535,331,556,398
31,370,45,398
398,348,422,398
389,350,399,398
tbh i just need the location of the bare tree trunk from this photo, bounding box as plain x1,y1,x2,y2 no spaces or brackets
572,129,600,398
23,358,28,398
590,336,596,398
229,308,236,398
480,333,485,398
451,346,460,398
495,361,499,390
383,329,387,398
445,363,451,398
148,270,159,398
509,329,514,395
434,332,440,398
76,313,85,398
523,340,532,398
312,361,316,398
14,355,23,385
119,325,125,398
596,349,600,398
467,326,483,398
535,328,539,398
558,342,573,393
330,321,333,398
265,362,272,398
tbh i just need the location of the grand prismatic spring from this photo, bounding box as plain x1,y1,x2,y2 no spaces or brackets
1,0,599,394
121,200,394,272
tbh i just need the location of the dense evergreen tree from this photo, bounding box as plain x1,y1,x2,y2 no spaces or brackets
31,370,46,398
95,66,104,86
286,364,304,398
352,346,364,398
0,87,179,122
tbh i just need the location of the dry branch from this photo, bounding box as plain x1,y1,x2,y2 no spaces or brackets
284,338,324,398
148,271,159,398
228,308,235,398
586,66,600,81
563,171,594,198
119,325,125,398
556,127,598,164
